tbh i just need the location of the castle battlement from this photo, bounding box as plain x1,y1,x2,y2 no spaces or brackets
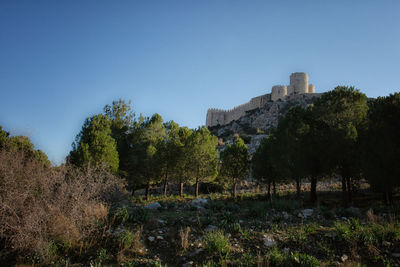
206,72,316,127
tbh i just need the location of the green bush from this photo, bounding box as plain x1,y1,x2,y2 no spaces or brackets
129,207,149,224
288,252,319,267
117,230,135,249
247,202,268,219
270,198,301,213
203,230,230,256
266,248,318,267
114,206,130,225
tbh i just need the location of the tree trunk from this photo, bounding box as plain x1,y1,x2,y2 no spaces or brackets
163,174,168,197
296,178,301,199
341,176,347,206
145,181,150,201
195,177,199,198
131,186,136,196
266,181,271,201
310,177,317,203
233,180,237,198
180,182,184,197
346,177,352,205
272,180,276,197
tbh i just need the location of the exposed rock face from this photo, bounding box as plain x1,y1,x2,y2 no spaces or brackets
206,72,318,127
209,93,322,154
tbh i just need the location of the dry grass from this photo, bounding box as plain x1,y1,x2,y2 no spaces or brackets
0,147,126,262
179,226,191,251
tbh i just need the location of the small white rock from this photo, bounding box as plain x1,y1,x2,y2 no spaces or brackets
148,236,155,242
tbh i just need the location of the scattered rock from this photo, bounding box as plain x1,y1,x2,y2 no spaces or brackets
148,236,155,242
263,235,276,247
282,211,289,220
392,253,400,258
283,247,289,253
341,254,348,262
383,241,392,247
346,207,360,216
298,209,313,218
192,198,209,209
144,202,161,209
205,225,218,232
156,235,164,240
157,219,167,224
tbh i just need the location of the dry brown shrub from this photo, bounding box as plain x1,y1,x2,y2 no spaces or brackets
366,208,379,223
0,147,126,262
179,226,190,251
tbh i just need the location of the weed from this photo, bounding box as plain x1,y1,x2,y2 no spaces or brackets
204,230,230,257
239,252,256,266
114,206,130,225
179,226,191,251
270,198,301,213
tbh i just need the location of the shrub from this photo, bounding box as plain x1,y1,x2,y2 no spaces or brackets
203,230,230,256
270,198,301,212
247,202,268,219
0,148,126,262
179,227,191,251
289,252,319,267
114,206,130,225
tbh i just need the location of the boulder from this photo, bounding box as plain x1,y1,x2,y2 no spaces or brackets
263,235,276,247
144,202,161,209
192,198,209,209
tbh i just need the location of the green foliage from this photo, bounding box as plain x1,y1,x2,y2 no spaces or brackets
186,126,219,196
266,247,318,267
69,114,119,173
220,137,249,197
270,198,302,212
362,93,400,202
247,202,268,219
117,229,135,249
0,127,51,167
114,206,130,225
204,230,230,256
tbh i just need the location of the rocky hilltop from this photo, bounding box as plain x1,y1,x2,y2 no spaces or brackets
208,93,322,154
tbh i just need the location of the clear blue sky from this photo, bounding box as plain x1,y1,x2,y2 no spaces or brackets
0,0,399,164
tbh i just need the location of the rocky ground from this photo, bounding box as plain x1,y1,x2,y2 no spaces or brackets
208,94,321,148
95,183,400,267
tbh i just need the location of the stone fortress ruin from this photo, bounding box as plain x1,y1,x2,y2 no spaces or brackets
206,72,317,127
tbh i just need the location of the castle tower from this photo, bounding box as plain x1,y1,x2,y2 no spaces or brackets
289,72,309,94
271,85,287,101
308,84,315,93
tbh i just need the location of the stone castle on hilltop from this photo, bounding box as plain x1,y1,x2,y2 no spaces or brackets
206,72,318,127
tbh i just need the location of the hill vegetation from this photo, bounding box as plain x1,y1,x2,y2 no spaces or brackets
0,86,399,266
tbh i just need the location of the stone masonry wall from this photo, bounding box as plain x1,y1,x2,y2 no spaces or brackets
206,72,316,127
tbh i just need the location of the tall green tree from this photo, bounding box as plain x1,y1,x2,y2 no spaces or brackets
69,114,119,173
158,121,181,197
128,113,166,200
313,86,368,205
362,93,400,204
173,126,193,197
275,106,311,198
252,134,282,200
220,137,249,197
187,126,219,198
103,99,136,181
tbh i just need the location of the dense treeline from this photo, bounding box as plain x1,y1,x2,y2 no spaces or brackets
65,86,400,206
68,100,220,200
252,86,400,205
0,86,399,265
1,86,399,207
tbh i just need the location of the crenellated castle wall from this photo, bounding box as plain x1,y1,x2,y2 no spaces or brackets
206,72,317,127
